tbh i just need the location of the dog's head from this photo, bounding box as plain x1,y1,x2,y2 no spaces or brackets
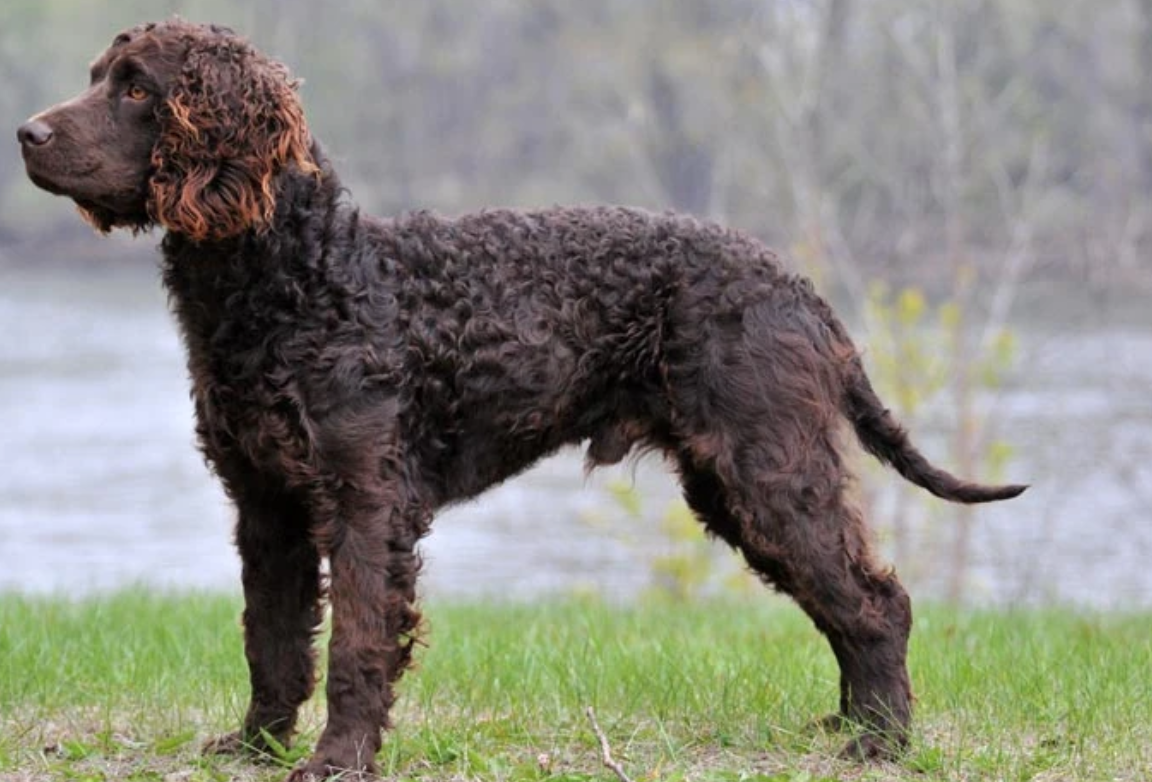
17,20,316,242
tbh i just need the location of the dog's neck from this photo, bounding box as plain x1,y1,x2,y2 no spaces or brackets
158,150,360,393
159,146,353,332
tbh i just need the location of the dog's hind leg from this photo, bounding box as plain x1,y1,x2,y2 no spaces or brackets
665,293,914,758
677,426,913,760
204,488,324,757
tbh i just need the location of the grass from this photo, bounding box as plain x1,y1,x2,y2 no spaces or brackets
0,591,1150,781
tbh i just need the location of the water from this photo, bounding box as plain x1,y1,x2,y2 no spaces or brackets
1,258,1150,608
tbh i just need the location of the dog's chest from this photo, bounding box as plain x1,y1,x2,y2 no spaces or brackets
184,336,314,484
170,294,318,489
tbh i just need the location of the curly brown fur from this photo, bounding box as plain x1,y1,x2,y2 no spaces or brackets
149,28,316,241
19,19,1025,780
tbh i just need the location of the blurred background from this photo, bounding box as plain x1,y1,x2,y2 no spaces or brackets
1,0,1150,607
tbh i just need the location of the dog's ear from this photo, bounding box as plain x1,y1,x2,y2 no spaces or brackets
148,36,316,242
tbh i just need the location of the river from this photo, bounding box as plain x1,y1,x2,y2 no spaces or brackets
1,259,1150,608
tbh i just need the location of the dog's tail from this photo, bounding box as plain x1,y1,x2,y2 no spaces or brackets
841,357,1027,504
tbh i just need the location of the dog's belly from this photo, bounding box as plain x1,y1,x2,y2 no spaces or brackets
411,363,667,508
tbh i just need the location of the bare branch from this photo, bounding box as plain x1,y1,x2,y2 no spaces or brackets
584,707,634,782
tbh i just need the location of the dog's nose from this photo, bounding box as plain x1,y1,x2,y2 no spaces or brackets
17,119,54,147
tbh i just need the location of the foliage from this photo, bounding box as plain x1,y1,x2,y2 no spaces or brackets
862,281,1018,597
599,479,756,602
863,280,1018,474
863,284,949,417
2,0,1150,294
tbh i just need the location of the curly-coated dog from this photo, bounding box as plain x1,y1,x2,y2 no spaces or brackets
19,19,1025,781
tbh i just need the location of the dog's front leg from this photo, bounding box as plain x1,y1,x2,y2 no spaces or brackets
290,485,427,781
205,489,324,758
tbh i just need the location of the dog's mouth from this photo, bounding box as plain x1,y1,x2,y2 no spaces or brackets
24,154,152,233
23,156,102,199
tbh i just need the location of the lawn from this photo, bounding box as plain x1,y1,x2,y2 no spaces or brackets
1,591,1149,781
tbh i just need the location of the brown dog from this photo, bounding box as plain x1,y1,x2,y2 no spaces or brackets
19,19,1025,780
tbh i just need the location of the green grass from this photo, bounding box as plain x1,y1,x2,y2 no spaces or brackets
1,591,1150,781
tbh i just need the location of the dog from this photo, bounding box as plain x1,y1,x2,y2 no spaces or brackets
18,19,1025,780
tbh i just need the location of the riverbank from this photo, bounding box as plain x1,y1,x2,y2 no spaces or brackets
1,591,1149,781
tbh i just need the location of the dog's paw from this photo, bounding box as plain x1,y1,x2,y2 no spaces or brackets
286,759,376,781
203,729,286,762
202,731,248,756
838,730,908,762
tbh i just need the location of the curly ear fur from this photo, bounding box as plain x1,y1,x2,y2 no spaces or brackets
149,33,316,242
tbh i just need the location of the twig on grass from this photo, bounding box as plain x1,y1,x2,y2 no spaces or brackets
584,706,635,782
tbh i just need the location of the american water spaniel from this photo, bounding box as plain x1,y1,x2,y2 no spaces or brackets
18,19,1025,781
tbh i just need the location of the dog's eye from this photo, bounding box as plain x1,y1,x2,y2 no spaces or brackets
124,84,150,102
